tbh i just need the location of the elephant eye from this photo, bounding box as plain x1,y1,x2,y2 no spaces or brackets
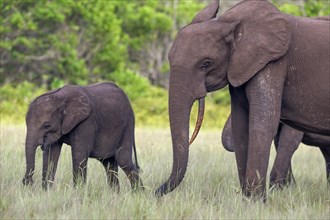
201,61,211,69
43,123,51,130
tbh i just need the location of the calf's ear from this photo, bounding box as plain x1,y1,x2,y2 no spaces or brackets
191,0,219,24
61,93,91,135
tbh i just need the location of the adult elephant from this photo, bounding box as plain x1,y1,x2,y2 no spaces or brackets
22,82,143,191
222,115,330,188
155,0,330,201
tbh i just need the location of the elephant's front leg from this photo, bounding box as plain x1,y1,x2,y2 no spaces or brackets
100,157,120,192
230,85,249,189
243,64,285,201
42,142,62,189
71,147,89,186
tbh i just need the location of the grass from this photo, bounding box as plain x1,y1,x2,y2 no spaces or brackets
1,125,329,219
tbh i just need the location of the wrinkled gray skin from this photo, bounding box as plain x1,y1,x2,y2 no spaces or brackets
155,0,330,201
222,115,330,188
22,82,143,191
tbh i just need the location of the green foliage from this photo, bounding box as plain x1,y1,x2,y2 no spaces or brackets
119,2,172,50
304,0,330,16
277,0,330,17
107,69,163,101
277,3,303,16
0,82,46,123
0,0,126,86
0,0,206,87
0,0,209,126
1,0,328,127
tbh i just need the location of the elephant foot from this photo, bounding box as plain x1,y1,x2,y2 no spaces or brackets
22,176,33,186
130,178,144,192
155,184,170,197
109,183,120,193
242,184,267,203
42,180,54,190
243,192,267,203
131,185,145,193
269,175,296,190
270,179,287,190
155,180,178,197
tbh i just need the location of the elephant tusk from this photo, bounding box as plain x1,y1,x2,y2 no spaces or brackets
189,97,205,145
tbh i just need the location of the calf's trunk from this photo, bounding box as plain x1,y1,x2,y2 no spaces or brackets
22,130,38,185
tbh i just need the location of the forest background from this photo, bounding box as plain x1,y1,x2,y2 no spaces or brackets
1,0,329,128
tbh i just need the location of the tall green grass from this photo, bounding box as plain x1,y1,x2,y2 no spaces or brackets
1,125,329,219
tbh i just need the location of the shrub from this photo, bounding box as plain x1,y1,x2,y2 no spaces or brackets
0,82,46,123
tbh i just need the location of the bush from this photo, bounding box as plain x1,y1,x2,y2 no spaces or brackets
0,82,46,123
107,69,165,101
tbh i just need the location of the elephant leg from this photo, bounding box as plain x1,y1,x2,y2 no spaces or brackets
117,157,143,191
221,114,235,152
116,150,143,190
116,128,143,191
244,114,276,201
71,148,89,186
42,142,62,189
319,147,330,186
243,63,285,201
100,157,120,192
270,124,302,189
229,86,249,191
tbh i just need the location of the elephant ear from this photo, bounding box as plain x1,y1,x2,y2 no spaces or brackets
60,87,91,135
224,1,291,87
191,0,219,24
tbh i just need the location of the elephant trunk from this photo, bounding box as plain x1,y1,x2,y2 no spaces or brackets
155,72,199,196
22,129,39,185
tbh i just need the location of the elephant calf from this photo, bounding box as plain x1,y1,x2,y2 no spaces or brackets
22,82,143,191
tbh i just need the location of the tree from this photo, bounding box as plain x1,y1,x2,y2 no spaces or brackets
0,0,127,88
117,0,207,88
275,0,330,17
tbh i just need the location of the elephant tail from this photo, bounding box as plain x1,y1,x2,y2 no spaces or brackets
132,125,142,172
133,141,142,172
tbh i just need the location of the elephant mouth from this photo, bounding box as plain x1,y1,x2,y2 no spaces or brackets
42,136,51,151
189,97,205,145
41,133,62,151
40,144,47,151
41,141,58,151
41,135,59,151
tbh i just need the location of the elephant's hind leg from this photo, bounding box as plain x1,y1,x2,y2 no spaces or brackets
270,124,302,189
320,147,330,186
116,141,143,190
116,150,143,191
100,157,120,192
116,131,143,191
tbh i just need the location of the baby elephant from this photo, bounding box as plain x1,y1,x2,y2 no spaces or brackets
22,82,143,191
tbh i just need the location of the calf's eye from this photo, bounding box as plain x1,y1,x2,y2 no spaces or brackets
43,123,51,129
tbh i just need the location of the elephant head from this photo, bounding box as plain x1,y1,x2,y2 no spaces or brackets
22,86,91,185
155,0,290,196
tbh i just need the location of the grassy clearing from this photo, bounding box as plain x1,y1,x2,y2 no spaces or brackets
1,125,329,219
